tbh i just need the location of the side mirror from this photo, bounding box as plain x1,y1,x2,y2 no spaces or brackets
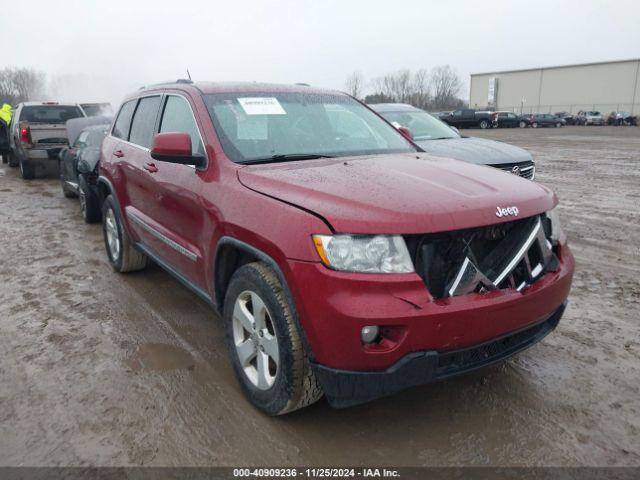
397,126,413,141
150,132,205,167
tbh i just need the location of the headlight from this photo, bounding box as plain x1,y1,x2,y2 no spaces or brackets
544,207,563,243
312,234,414,273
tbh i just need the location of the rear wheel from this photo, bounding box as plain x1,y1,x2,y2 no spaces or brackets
19,159,35,179
8,152,18,167
102,195,148,272
532,122,539,128
223,262,322,415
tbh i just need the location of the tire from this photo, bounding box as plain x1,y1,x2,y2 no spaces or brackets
1,155,6,164
8,152,18,167
79,175,101,224
223,262,323,415
19,159,35,179
102,195,148,273
519,121,527,128
555,122,562,128
479,119,489,129
532,122,538,128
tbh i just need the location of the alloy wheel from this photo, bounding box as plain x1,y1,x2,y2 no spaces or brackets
79,189,87,219
104,208,120,262
232,290,279,390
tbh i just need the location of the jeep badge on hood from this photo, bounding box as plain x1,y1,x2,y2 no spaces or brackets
496,206,520,217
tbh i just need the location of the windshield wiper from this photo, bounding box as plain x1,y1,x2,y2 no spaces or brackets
239,153,336,165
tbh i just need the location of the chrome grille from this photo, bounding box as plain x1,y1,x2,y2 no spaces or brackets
406,215,559,299
492,161,536,180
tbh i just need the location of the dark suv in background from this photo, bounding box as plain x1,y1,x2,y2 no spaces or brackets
98,81,573,414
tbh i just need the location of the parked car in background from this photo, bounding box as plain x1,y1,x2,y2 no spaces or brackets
59,116,111,222
528,113,564,128
80,103,113,117
576,110,604,126
554,112,577,125
441,109,494,129
7,102,86,178
98,81,572,414
518,113,532,128
491,111,521,128
371,103,536,180
431,111,452,121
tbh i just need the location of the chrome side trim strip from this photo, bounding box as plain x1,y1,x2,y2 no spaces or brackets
128,212,197,261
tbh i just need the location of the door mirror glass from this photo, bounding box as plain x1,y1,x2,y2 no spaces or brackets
150,132,205,167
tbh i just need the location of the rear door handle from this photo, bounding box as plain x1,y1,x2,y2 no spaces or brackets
143,162,158,173
113,149,124,158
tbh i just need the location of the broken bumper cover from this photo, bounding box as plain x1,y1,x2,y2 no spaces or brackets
312,302,566,408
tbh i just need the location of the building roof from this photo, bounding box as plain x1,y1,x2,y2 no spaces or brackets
471,58,640,77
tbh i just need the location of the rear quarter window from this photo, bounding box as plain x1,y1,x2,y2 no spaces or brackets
112,100,137,140
129,96,162,148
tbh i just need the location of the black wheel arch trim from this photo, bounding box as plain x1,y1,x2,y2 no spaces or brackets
97,175,134,239
214,236,316,361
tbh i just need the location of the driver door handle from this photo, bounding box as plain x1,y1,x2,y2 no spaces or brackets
144,162,158,173
113,150,124,158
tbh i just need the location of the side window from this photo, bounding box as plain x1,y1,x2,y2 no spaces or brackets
452,110,462,117
112,100,137,139
159,96,204,155
129,96,162,148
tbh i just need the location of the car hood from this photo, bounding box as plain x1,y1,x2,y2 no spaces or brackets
237,153,555,234
415,137,532,165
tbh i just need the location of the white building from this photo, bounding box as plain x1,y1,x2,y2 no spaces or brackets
469,58,640,115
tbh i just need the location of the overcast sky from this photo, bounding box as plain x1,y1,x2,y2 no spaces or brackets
2,0,639,105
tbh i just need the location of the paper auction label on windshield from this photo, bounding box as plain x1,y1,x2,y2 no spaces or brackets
237,97,286,115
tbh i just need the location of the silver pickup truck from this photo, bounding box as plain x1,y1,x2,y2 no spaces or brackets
8,102,85,179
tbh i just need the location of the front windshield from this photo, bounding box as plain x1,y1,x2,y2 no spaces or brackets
204,92,416,163
378,110,459,141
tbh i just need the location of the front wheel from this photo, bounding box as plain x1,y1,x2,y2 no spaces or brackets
479,119,489,129
555,122,562,128
79,175,101,223
519,121,527,128
223,262,323,415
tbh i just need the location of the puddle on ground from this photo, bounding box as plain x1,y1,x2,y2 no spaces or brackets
126,343,195,372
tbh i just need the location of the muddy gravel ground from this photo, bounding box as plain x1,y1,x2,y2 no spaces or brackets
0,126,639,467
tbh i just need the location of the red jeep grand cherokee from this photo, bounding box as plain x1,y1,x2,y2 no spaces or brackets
98,81,574,415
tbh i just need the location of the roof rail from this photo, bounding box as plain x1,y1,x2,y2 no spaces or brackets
139,79,194,90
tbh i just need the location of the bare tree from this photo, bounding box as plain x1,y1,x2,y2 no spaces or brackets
0,66,47,105
344,71,365,99
365,66,464,110
410,68,431,109
430,65,463,110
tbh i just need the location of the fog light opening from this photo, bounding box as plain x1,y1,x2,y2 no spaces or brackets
361,325,380,344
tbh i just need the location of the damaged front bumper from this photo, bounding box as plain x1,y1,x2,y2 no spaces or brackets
312,302,566,408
